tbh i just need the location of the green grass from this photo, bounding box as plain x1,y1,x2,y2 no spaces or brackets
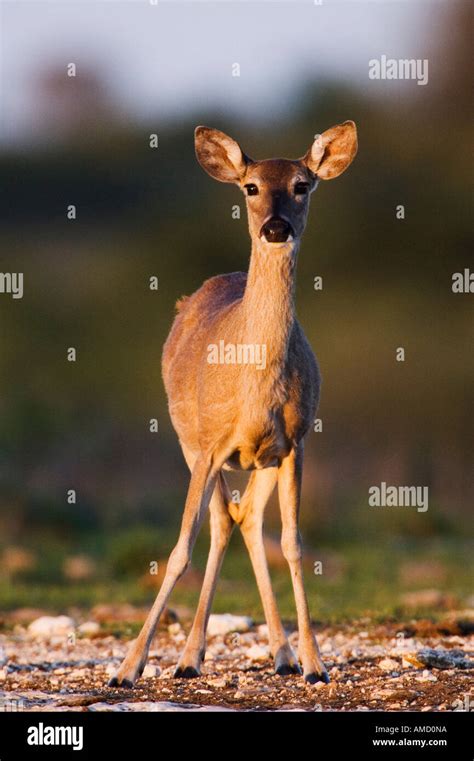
1,533,472,626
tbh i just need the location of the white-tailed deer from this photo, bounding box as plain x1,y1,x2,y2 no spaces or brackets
109,121,357,687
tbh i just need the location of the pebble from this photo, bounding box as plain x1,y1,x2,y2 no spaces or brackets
416,670,438,683
256,624,269,639
244,645,269,662
69,668,87,678
207,614,253,637
207,677,227,688
377,657,399,672
28,616,75,640
417,648,473,670
142,665,160,678
78,621,100,636
314,680,327,690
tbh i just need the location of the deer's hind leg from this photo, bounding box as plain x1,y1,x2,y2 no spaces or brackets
239,468,301,675
278,443,329,684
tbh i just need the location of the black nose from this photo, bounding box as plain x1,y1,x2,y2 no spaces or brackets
260,217,293,243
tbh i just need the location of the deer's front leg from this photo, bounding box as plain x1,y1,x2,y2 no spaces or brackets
174,473,234,678
108,453,216,688
278,443,329,685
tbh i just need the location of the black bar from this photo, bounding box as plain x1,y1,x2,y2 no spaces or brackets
0,710,471,759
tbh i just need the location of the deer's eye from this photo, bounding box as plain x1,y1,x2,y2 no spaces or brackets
244,183,259,196
294,182,310,196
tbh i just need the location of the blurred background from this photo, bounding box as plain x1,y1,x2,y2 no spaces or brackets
0,0,472,625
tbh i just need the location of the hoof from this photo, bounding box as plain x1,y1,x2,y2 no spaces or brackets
108,676,134,689
276,662,301,676
174,665,200,679
304,670,330,685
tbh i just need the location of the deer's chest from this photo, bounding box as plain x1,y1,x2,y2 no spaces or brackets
223,383,306,471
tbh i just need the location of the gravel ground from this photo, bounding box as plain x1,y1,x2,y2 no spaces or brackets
0,613,473,712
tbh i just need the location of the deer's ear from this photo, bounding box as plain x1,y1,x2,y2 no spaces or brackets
194,126,251,184
304,121,357,180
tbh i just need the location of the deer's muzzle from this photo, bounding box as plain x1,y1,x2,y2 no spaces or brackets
260,217,294,244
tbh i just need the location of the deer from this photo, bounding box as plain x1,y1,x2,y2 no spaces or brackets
109,120,357,688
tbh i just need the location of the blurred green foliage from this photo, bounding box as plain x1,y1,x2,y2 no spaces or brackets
0,530,471,623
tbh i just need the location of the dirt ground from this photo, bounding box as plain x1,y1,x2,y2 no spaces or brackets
0,612,473,712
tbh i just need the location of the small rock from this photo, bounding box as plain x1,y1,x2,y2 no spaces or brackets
377,657,399,672
78,621,100,636
28,616,75,639
256,624,269,639
416,670,438,683
207,614,253,637
207,677,227,688
168,623,181,635
0,668,7,681
70,668,87,678
142,664,160,678
244,645,269,662
417,648,473,670
314,680,327,690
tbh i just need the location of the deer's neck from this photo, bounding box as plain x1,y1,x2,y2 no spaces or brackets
241,240,298,367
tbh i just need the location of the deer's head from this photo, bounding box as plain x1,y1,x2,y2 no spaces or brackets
195,122,357,247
